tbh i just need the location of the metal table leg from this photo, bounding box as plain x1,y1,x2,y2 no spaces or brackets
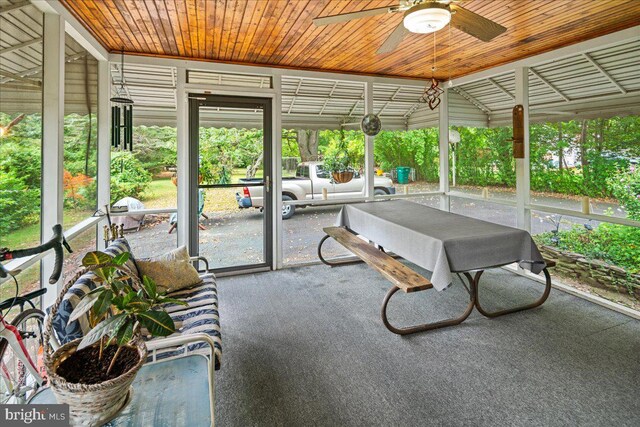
472,268,552,318
380,272,479,335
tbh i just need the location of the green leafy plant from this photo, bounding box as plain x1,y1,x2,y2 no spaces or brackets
69,251,186,375
323,129,353,174
110,152,152,203
608,168,640,221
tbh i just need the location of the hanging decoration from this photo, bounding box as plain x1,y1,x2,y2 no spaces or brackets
361,113,382,136
419,32,444,110
111,48,134,152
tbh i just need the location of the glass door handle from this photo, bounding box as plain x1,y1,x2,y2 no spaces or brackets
265,176,270,193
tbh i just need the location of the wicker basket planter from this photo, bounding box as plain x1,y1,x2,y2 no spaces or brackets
44,269,147,426
332,171,354,183
45,337,146,426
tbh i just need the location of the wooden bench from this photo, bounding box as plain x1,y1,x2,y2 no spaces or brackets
323,226,432,293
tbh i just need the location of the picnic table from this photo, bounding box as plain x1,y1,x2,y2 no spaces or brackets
318,200,554,335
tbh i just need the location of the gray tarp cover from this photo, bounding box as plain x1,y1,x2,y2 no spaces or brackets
336,200,546,291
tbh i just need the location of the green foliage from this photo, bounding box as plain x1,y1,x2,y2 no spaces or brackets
130,126,177,173
535,222,640,274
72,250,187,373
608,168,640,221
199,128,263,184
0,170,40,236
319,129,365,173
63,114,97,177
374,129,439,181
454,126,515,187
322,129,352,173
0,113,42,235
110,152,152,203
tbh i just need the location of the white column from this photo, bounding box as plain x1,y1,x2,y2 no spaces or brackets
176,67,190,249
97,60,111,250
364,82,374,200
273,74,283,269
515,67,531,232
438,88,450,211
41,13,65,307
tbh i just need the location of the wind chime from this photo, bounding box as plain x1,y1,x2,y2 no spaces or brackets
420,30,445,110
111,49,133,151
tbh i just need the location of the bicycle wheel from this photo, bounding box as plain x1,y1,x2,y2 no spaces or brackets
0,308,46,404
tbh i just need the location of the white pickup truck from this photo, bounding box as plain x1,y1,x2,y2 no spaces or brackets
236,161,395,219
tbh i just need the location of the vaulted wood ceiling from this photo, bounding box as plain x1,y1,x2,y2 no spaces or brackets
59,0,640,80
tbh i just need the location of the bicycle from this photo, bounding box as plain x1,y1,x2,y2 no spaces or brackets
0,224,72,404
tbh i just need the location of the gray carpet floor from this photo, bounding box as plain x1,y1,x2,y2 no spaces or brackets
214,263,640,427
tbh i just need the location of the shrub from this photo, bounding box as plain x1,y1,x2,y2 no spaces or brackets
110,152,152,203
63,170,94,210
0,170,40,236
535,222,640,274
608,168,640,221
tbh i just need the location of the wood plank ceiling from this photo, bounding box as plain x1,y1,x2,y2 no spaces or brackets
59,0,640,80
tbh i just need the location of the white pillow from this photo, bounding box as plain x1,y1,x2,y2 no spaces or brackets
136,246,202,293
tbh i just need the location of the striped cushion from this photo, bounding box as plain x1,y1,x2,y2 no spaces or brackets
147,274,222,370
52,239,134,344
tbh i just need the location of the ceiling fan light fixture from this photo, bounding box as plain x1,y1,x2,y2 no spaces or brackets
403,3,451,34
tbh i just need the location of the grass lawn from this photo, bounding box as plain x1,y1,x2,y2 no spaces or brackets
141,178,177,209
1,209,94,249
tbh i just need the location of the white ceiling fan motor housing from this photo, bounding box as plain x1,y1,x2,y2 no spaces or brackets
403,3,451,34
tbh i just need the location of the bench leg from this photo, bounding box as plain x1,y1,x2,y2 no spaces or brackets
473,268,552,318
317,234,363,267
380,271,479,336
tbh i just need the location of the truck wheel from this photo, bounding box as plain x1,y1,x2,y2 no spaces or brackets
282,195,296,219
374,188,388,196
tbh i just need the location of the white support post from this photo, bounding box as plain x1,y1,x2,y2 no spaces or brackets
176,67,190,249
438,88,450,211
515,67,531,232
273,74,283,269
41,13,65,307
97,59,111,250
364,82,374,200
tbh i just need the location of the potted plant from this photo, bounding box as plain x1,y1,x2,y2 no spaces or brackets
44,251,186,426
324,129,354,183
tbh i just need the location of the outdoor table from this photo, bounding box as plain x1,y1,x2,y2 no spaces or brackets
318,200,553,335
29,354,213,426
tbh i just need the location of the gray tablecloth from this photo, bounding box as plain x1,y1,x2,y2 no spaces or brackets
335,200,546,291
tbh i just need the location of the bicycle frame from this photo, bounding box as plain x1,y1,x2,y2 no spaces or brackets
0,317,44,387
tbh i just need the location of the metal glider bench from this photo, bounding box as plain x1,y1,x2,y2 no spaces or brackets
318,226,555,336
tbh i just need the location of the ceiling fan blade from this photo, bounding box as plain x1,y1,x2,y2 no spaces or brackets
313,6,392,26
377,23,407,54
450,4,506,42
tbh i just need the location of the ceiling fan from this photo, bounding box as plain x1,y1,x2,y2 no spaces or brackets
313,0,507,54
